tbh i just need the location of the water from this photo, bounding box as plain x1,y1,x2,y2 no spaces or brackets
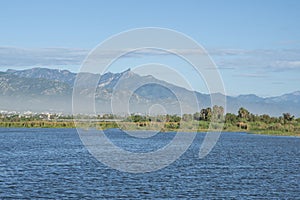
0,128,299,199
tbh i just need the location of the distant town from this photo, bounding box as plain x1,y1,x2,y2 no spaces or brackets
1,107,299,136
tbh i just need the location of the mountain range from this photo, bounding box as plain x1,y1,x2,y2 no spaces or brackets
0,67,299,117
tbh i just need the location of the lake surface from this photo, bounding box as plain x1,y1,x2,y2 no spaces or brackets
0,128,299,199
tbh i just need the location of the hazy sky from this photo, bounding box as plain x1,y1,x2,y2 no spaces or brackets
0,0,300,97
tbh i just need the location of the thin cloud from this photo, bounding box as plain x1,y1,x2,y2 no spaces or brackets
212,48,300,72
0,47,208,69
208,48,250,56
271,81,284,85
0,46,88,68
233,73,268,78
1,46,300,74
204,66,236,70
271,60,300,71
278,40,300,46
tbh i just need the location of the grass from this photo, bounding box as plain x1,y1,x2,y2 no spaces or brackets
0,120,299,137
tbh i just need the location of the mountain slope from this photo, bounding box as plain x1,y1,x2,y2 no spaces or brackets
0,72,71,96
6,67,76,86
1,67,300,116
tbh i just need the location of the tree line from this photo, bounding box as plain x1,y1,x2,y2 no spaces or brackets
124,106,300,135
0,106,299,135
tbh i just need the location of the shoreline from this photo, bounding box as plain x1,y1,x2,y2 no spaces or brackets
0,121,299,137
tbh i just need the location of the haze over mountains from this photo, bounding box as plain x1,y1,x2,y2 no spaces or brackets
0,67,299,117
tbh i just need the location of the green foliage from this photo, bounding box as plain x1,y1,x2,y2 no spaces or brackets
193,112,201,121
164,122,180,129
238,107,250,120
166,114,181,123
182,114,193,122
200,107,212,121
0,105,299,136
283,113,294,122
225,113,238,124
212,105,225,121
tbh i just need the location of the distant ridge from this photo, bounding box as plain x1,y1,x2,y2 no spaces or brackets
0,67,300,116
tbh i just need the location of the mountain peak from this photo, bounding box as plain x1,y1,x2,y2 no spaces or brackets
121,68,131,74
291,91,300,96
238,94,259,97
1,67,300,116
6,69,17,73
125,68,131,72
120,68,137,78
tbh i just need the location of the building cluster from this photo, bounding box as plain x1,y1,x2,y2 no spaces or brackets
0,110,63,121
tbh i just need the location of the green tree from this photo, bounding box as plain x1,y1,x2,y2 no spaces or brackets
212,105,224,121
182,114,193,122
238,107,250,120
260,114,271,123
283,113,294,123
193,112,201,121
200,107,212,121
225,113,237,124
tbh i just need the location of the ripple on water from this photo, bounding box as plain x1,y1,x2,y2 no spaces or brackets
0,128,299,199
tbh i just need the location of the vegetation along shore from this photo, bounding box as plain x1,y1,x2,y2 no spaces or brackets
1,107,299,136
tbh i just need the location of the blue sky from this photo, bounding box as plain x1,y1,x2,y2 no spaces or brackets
0,0,300,97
